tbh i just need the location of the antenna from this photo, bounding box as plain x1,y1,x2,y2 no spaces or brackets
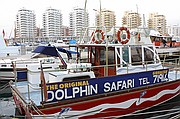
143,14,146,28
84,0,87,13
136,4,138,14
84,0,87,28
136,4,140,28
83,0,88,43
99,0,101,27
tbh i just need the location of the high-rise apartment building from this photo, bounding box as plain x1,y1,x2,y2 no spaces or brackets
167,24,180,37
69,7,89,37
122,11,141,29
42,8,62,39
95,9,116,32
16,8,36,39
148,13,167,35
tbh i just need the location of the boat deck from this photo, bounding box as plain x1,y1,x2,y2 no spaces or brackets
15,81,42,105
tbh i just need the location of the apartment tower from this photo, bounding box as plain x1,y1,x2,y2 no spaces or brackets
122,11,141,29
95,9,116,32
167,25,180,37
69,7,89,37
42,8,63,39
16,8,36,39
148,13,167,35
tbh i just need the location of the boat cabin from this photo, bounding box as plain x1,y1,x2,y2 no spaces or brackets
78,27,162,77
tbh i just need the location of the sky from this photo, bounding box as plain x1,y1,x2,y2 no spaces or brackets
0,0,180,38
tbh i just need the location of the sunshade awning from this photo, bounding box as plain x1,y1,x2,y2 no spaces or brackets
32,46,79,59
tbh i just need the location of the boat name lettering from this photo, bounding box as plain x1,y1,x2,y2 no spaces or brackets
104,79,135,92
46,81,89,90
47,84,98,102
45,69,169,103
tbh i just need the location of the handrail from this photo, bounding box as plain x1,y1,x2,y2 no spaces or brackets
26,58,178,74
28,82,41,90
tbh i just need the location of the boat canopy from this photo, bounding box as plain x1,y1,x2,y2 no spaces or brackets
32,46,79,59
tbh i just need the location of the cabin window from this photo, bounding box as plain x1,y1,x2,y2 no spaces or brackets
144,47,154,64
90,47,95,64
131,46,142,65
99,48,114,65
100,49,106,65
122,46,129,66
108,48,115,65
63,75,91,82
95,48,100,64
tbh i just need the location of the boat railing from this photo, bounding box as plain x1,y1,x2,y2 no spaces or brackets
161,56,180,73
79,26,117,43
43,60,161,77
12,55,179,79
79,26,151,44
30,57,177,82
79,57,179,78
14,57,61,65
161,54,180,64
27,82,41,90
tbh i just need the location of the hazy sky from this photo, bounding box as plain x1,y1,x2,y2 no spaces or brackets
1,0,180,38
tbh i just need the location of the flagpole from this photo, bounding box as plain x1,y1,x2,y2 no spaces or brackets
40,61,44,103
11,61,17,86
40,61,48,103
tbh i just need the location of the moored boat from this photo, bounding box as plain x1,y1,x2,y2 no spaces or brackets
0,46,78,81
9,26,180,119
150,31,180,59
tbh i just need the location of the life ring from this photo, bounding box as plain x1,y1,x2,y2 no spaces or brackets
117,27,130,44
91,30,104,44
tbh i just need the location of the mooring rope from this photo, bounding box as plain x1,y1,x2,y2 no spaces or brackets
0,82,10,92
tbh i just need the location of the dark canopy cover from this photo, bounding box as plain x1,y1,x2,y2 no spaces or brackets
32,46,79,59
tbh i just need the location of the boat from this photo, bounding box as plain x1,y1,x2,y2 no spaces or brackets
150,31,180,59
9,26,180,119
0,45,79,81
49,39,69,48
0,34,23,57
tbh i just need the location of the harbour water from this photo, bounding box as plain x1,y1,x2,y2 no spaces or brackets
0,81,15,119
0,97,15,119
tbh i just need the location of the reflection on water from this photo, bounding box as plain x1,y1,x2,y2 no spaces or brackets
0,97,15,118
0,81,15,118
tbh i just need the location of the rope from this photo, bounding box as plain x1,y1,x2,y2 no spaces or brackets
0,82,10,92
31,105,42,115
0,82,9,89
30,101,44,115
